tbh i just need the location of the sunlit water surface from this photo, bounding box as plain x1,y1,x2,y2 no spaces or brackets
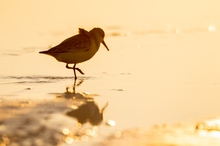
1,27,220,145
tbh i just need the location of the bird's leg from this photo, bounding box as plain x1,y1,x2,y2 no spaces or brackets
72,64,78,80
66,64,85,80
75,68,84,75
66,63,77,80
66,64,73,69
72,64,85,75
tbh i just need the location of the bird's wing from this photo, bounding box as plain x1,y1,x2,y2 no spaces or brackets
78,28,90,36
48,34,92,53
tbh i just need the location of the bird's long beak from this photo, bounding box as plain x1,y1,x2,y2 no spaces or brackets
102,40,109,51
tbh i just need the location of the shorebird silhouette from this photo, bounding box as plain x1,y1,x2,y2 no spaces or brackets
39,27,109,80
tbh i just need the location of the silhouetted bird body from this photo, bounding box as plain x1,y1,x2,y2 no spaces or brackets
39,27,109,80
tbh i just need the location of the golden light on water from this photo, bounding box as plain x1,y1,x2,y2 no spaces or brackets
106,120,116,126
210,131,220,138
64,136,74,144
61,126,99,144
62,128,70,135
197,118,220,139
69,105,78,109
199,130,220,139
86,129,96,137
208,25,216,32
206,119,220,127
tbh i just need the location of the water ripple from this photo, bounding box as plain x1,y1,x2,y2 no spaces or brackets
0,75,88,84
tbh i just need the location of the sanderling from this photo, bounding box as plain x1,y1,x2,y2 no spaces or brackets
39,27,109,80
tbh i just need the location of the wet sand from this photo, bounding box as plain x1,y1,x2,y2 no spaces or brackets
100,118,220,146
1,76,220,146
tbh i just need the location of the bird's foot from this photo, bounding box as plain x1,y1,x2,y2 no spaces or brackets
66,64,84,80
75,68,84,75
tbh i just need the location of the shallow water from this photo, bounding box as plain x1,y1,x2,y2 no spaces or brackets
1,28,220,145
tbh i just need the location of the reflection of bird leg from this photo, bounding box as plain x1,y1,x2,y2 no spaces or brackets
73,79,76,94
66,79,77,93
76,79,84,86
72,78,84,94
101,102,108,113
66,64,85,80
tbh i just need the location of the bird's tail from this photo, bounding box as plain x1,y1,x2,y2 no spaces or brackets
39,51,49,54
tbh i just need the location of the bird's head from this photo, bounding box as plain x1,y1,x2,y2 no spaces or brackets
89,28,109,51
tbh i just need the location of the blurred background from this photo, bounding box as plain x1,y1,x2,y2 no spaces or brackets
1,0,220,50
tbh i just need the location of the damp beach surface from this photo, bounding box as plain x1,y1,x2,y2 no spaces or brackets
1,29,220,146
1,1,220,145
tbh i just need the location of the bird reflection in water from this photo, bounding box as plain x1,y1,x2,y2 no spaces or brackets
62,101,108,143
67,100,108,125
58,79,108,143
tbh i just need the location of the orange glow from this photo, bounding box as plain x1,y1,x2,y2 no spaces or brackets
1,1,220,145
